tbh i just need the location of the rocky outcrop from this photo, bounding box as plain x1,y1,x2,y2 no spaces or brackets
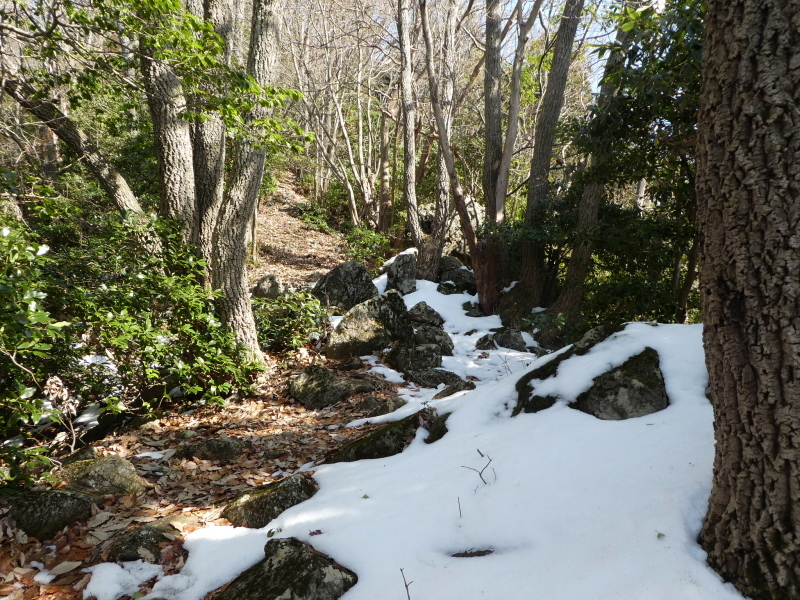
215,538,357,600
570,348,669,420
289,366,376,409
10,490,94,541
252,274,292,299
328,415,419,463
386,344,442,372
386,253,417,295
311,261,378,311
475,328,527,352
405,368,465,388
409,301,444,327
59,456,148,497
108,513,200,562
324,290,413,360
414,324,454,356
222,475,319,529
181,437,249,462
366,396,407,417
437,256,477,295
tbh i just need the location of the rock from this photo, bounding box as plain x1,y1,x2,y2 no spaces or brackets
61,445,98,466
215,538,357,600
108,514,200,562
10,490,94,540
222,475,319,529
312,261,378,311
386,253,417,295
572,323,625,355
409,301,444,327
405,368,466,388
183,437,249,462
495,286,531,329
438,255,463,272
289,366,376,409
414,324,454,356
493,328,527,352
475,334,496,351
570,347,669,420
386,344,442,372
367,396,407,417
324,290,413,360
252,274,292,299
433,380,476,399
328,415,418,463
424,413,450,444
59,456,148,497
356,394,380,411
438,256,477,295
462,302,484,317
332,357,365,371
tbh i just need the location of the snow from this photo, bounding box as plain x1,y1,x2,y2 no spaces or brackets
82,561,162,600
89,272,744,600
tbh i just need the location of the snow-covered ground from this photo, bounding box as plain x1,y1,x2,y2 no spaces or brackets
85,278,746,600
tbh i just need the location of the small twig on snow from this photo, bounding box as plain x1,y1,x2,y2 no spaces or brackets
400,568,413,600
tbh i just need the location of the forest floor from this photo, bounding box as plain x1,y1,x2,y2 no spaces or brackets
0,175,393,600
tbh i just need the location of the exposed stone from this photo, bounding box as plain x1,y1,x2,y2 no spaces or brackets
462,302,484,317
108,514,200,562
494,328,527,352
367,396,408,417
328,415,418,463
496,286,531,329
215,538,357,600
414,324,454,356
10,490,94,541
475,334,496,351
409,301,444,327
405,368,466,388
433,380,476,399
386,253,417,295
59,456,148,497
439,255,463,272
356,394,379,411
252,274,292,299
386,344,442,372
424,413,450,444
289,366,376,409
312,261,378,311
570,347,669,420
332,357,365,371
572,323,625,355
438,256,477,295
222,475,319,529
324,290,413,360
183,437,249,462
61,445,98,466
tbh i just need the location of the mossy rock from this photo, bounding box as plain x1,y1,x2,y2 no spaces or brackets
386,253,417,295
222,474,319,529
10,490,94,540
181,437,249,461
405,368,466,389
570,347,669,420
386,344,442,372
289,366,377,409
367,396,408,417
328,416,419,463
312,260,378,311
59,456,148,497
215,537,357,600
409,301,444,327
108,513,200,562
424,413,450,444
433,380,476,399
414,324,454,356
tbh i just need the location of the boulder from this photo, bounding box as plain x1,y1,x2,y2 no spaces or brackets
409,301,444,327
462,301,484,317
386,344,442,372
289,366,376,409
215,538,357,600
10,490,94,540
570,347,669,420
252,274,292,299
182,437,249,462
108,514,200,562
433,379,476,399
222,475,319,529
386,253,417,295
328,415,418,463
324,291,413,360
311,261,378,311
414,324,454,356
405,368,466,388
475,334,496,351
366,396,408,417
424,413,450,444
59,456,148,497
493,328,527,352
438,256,477,295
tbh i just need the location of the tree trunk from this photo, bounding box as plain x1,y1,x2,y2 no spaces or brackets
697,0,800,597
483,0,502,222
514,0,584,312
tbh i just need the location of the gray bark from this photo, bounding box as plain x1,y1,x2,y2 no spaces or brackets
697,0,800,598
483,0,502,221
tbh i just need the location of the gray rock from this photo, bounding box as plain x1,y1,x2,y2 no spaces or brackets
494,328,527,352
433,379,476,399
183,437,249,462
10,490,94,540
462,302,484,317
289,366,376,409
475,334,496,351
386,254,417,295
570,347,669,420
386,344,442,372
438,255,463,272
252,274,292,299
414,324,454,356
222,475,319,529
405,368,466,389
328,415,418,463
324,290,413,360
216,538,357,600
61,445,98,466
108,514,200,562
409,302,444,327
367,396,408,417
438,256,477,295
424,413,450,444
59,456,148,497
312,261,378,311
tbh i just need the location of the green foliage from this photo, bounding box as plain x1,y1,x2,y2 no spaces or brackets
252,292,327,353
295,202,335,233
344,227,392,273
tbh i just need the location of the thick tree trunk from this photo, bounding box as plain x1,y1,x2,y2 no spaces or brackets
483,0,502,222
697,1,800,598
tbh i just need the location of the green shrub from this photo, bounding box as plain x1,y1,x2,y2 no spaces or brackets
344,227,392,274
252,292,327,352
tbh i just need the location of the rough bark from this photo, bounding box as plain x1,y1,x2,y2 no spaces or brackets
483,0,502,222
697,1,800,598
